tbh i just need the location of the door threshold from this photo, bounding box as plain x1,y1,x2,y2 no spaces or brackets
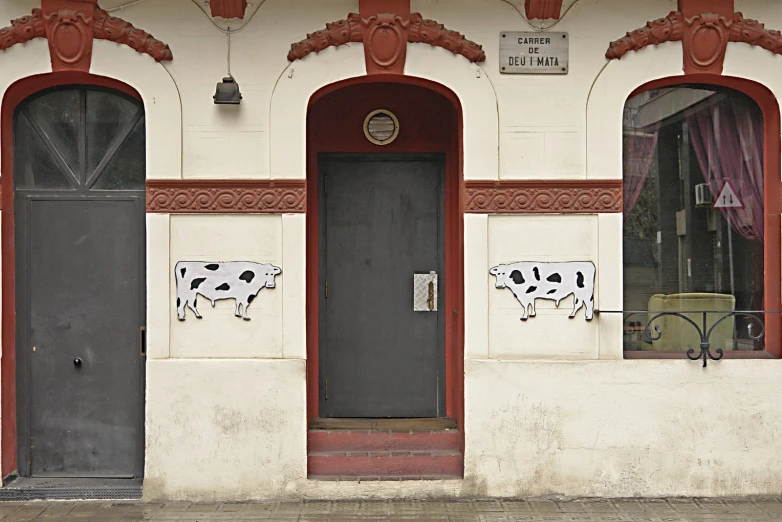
0,477,142,500
310,418,457,431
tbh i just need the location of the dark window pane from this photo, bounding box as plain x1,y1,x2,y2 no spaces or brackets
25,89,80,179
86,90,140,177
92,118,146,191
14,113,74,190
623,86,765,353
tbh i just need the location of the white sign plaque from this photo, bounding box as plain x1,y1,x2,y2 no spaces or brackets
499,32,569,74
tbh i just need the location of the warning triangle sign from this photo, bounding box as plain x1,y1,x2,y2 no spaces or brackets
713,180,743,209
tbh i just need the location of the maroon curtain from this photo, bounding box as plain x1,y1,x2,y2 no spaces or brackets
686,97,764,241
622,124,660,217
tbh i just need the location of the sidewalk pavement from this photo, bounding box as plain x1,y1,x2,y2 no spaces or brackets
1,498,782,521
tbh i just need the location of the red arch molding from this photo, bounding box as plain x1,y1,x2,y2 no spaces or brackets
625,74,782,360
306,74,465,448
0,72,142,479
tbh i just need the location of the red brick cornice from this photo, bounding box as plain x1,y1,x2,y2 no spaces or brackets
146,180,306,214
464,180,623,214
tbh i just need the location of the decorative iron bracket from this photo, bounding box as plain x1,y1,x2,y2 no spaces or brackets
596,309,780,367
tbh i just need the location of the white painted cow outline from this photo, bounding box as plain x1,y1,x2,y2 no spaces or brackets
489,261,596,321
175,261,281,321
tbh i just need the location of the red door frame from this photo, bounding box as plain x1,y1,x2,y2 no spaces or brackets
305,75,465,437
628,75,782,359
0,72,142,478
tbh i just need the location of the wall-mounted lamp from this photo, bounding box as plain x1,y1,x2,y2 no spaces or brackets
214,28,242,105
214,76,242,104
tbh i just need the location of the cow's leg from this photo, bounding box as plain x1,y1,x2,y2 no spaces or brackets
529,299,537,317
177,295,187,320
585,295,595,321
569,297,583,318
186,295,202,319
240,300,251,321
234,300,243,318
519,300,530,321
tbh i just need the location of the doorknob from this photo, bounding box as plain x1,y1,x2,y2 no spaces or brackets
73,358,82,367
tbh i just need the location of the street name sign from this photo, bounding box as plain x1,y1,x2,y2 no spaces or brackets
500,32,569,74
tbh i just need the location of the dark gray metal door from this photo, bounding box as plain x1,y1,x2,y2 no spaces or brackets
14,87,146,477
319,155,445,418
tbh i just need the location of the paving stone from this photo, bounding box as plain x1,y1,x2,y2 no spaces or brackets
3,497,781,520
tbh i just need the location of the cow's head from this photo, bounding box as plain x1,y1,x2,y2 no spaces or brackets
262,265,282,288
490,264,525,289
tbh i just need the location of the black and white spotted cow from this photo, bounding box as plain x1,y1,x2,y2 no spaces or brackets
489,262,596,321
175,261,281,321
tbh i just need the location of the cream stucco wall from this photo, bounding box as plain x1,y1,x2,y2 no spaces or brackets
2,0,782,500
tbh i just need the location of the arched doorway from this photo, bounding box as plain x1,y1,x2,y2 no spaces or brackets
306,76,464,435
12,85,146,478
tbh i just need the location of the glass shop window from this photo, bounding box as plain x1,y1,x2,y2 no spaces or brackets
622,85,767,354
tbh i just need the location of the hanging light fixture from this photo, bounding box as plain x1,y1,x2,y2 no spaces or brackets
214,28,242,104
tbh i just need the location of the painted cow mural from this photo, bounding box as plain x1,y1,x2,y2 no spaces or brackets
175,261,281,321
489,261,596,320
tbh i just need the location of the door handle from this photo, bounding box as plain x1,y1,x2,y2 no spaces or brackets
428,281,435,311
139,326,146,357
73,358,82,367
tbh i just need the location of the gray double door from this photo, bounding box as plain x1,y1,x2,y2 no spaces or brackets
14,87,146,477
319,155,445,418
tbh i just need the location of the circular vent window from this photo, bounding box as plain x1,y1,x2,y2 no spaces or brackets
364,109,399,146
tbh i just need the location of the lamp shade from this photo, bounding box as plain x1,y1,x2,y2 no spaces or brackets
214,76,242,104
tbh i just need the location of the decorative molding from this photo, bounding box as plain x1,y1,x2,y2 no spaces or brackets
606,11,685,61
41,1,96,72
146,180,306,214
606,11,782,75
363,13,408,74
209,0,248,20
464,180,623,214
92,8,173,62
0,11,46,52
407,13,486,63
0,3,173,69
287,12,485,72
525,0,564,20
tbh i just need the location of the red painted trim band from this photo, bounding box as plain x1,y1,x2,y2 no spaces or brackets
146,180,306,213
464,180,623,214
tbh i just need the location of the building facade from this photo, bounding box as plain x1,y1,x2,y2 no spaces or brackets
0,0,780,501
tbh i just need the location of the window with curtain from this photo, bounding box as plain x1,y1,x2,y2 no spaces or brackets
622,85,766,354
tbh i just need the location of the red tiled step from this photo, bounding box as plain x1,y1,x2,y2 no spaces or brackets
307,450,463,478
308,430,460,453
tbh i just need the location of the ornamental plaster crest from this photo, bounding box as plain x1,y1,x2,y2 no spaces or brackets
0,0,172,72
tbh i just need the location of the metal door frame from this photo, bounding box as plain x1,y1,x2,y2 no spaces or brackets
317,153,447,418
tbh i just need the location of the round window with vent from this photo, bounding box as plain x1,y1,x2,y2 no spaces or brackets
363,109,399,146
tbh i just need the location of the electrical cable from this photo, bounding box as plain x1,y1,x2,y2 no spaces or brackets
106,0,150,13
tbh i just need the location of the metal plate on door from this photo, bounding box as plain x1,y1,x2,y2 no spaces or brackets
414,272,438,311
